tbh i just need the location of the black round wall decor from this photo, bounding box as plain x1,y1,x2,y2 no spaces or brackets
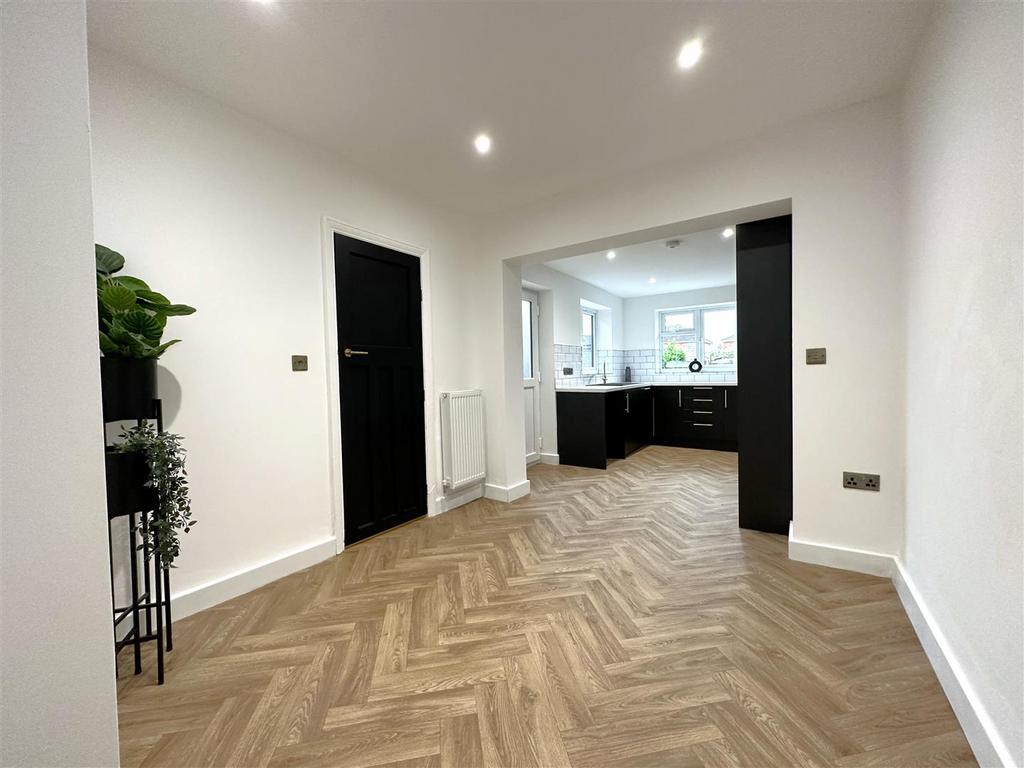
688,359,703,373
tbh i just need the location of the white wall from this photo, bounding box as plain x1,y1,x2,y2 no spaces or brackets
88,51,482,609
622,285,736,349
901,3,1023,765
522,263,623,350
483,95,906,557
0,3,121,765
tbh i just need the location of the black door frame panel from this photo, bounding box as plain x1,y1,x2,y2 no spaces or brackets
321,218,438,552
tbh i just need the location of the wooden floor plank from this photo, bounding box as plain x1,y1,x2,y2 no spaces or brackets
114,446,976,768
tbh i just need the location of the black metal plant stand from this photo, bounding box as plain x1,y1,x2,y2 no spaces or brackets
106,398,173,685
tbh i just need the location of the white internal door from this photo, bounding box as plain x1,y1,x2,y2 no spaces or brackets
522,290,541,465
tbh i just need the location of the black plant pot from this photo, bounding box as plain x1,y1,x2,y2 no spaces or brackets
105,448,157,519
101,356,157,422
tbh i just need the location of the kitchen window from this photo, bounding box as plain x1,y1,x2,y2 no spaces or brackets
580,308,597,371
659,303,737,370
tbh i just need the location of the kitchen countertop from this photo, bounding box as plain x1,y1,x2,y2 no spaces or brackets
556,381,738,393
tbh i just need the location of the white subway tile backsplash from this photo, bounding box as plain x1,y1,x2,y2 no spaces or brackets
551,346,735,387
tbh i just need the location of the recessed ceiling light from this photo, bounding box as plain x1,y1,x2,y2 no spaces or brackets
677,38,703,70
473,133,492,155
648,277,657,284
606,250,616,260
722,227,735,238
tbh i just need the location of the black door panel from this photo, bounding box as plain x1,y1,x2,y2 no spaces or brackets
335,233,426,545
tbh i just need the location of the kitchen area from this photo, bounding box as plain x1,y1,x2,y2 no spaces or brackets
522,224,740,471
555,381,737,469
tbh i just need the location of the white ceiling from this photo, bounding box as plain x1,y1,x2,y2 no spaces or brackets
547,227,735,298
86,1,933,214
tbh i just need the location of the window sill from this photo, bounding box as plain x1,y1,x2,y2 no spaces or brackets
660,369,737,374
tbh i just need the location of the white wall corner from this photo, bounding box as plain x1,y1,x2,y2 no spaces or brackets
539,452,560,465
171,536,337,620
787,523,896,577
436,482,485,514
893,561,1017,768
484,479,531,503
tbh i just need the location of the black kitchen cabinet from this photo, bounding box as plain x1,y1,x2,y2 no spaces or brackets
653,387,684,444
623,387,652,456
605,391,626,460
556,387,653,469
653,385,738,451
555,391,610,469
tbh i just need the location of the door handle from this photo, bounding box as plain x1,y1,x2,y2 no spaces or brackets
343,348,369,358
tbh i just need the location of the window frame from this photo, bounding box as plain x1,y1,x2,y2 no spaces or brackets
657,302,737,372
580,307,598,373
521,294,539,382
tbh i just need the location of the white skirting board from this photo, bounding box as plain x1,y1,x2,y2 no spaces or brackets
436,482,484,513
484,479,531,503
787,525,895,577
539,452,560,465
170,536,337,620
788,525,1012,767
893,562,1014,768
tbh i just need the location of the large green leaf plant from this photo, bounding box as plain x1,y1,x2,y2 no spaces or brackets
96,244,196,358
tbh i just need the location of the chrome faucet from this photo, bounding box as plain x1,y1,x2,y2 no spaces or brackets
602,361,608,384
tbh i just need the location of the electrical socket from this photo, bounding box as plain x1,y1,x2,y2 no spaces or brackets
843,471,880,491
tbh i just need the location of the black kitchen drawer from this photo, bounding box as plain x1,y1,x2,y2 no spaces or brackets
652,386,739,450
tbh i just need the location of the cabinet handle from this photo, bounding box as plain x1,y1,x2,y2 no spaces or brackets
694,398,713,402
725,390,728,408
693,386,712,390
677,390,681,408
694,423,713,427
694,410,712,414
625,392,630,414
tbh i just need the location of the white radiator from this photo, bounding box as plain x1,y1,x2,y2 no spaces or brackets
440,389,486,490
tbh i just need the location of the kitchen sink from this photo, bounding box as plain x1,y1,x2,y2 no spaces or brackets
586,382,631,387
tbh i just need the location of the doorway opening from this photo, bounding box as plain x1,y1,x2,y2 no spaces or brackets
505,200,792,534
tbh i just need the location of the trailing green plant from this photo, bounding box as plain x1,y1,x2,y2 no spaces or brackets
115,424,195,568
96,244,196,358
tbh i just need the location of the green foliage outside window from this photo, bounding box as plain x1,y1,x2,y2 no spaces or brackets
662,341,688,367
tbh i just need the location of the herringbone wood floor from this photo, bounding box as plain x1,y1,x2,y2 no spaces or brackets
117,446,976,768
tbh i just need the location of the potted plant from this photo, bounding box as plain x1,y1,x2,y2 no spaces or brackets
104,447,158,520
96,244,195,421
113,424,194,567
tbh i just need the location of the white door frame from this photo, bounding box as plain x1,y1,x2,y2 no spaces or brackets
320,217,441,555
522,289,541,465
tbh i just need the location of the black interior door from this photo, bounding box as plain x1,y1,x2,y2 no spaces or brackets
736,215,793,534
335,233,426,545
